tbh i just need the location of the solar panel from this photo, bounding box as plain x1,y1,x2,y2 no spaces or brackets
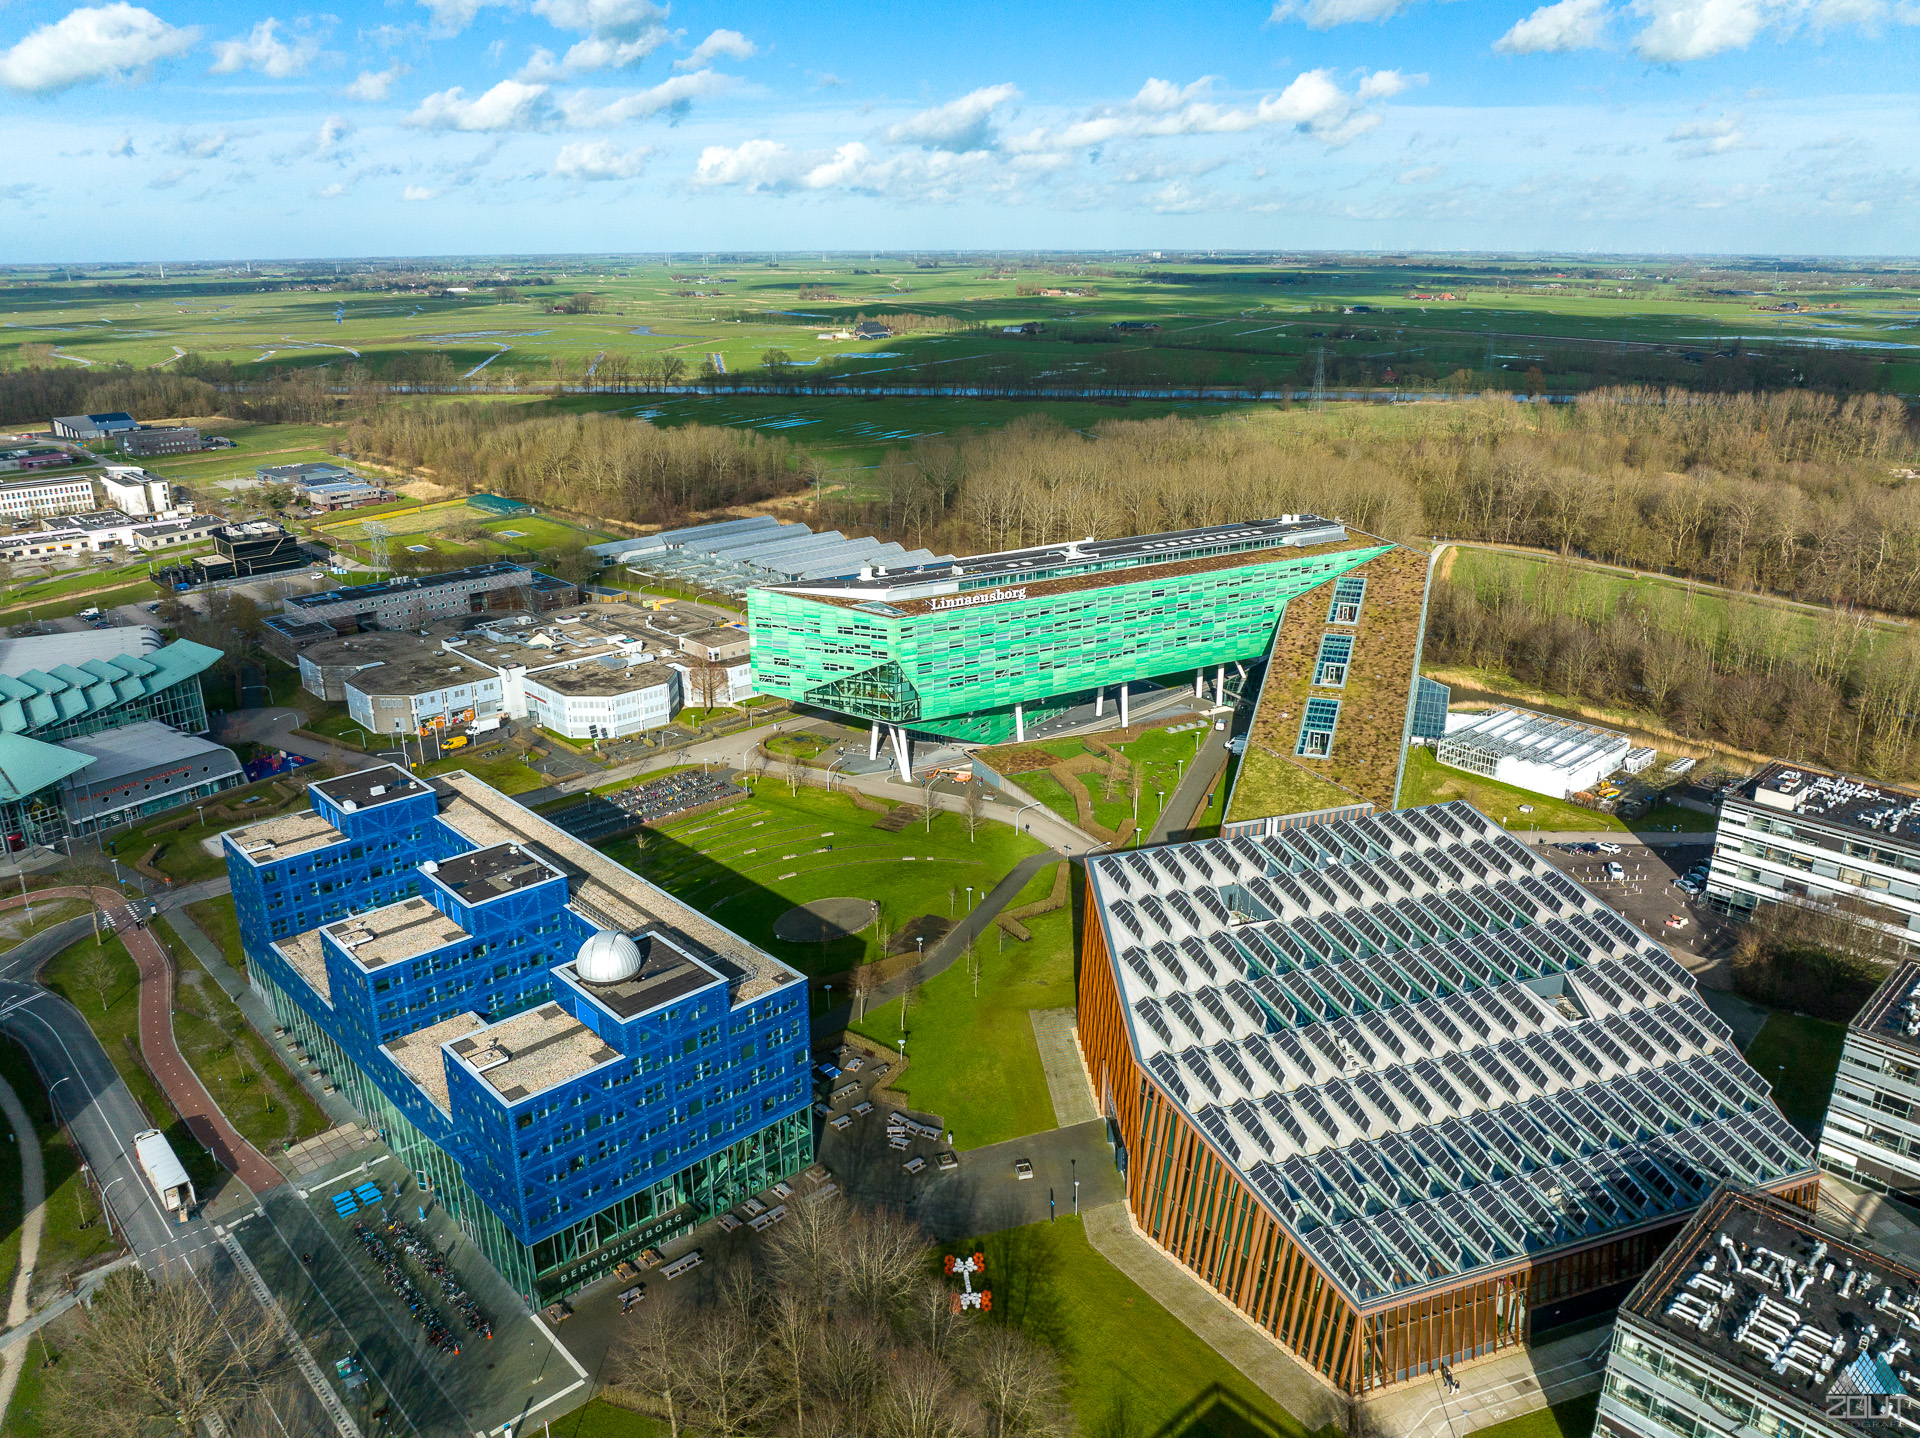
1588,1150,1655,1216
1670,1126,1750,1185
1455,943,1503,987
1563,913,1612,958
1324,965,1380,1015
1405,1200,1480,1270
1408,1125,1470,1187
1602,962,1654,1007
1359,953,1413,1003
1428,804,1470,839
1295,1090,1346,1146
1278,829,1327,870
1343,1218,1415,1290
1533,1032,1581,1085
1527,924,1584,969
1401,852,1443,891
1449,997,1492,1043
1230,1098,1274,1156
1435,1189,1510,1259
1122,947,1159,993
1333,865,1377,904
1519,875,1565,916
1591,906,1641,947
1181,1049,1223,1098
1477,988,1526,1035
1165,993,1208,1042
1522,1095,1587,1157
1704,1050,1771,1105
1196,1106,1242,1163
1210,932,1257,978
1125,850,1159,886
1749,1106,1815,1167
1579,1020,1635,1073
1464,1112,1529,1177
1400,808,1442,843
1493,834,1539,871
1493,880,1544,922
1357,1010,1408,1062
1212,1041,1257,1094
1663,1061,1728,1119
1149,940,1190,988
1414,1058,1465,1111
1426,850,1468,887
1297,868,1342,909
1139,895,1176,939
1383,1065,1434,1120
1223,981,1269,1031
1147,1052,1190,1104
1267,870,1318,916
1638,1069,1702,1124
1229,835,1269,871
1305,1228,1378,1300
1331,1016,1381,1069
1317,912,1373,958
1375,810,1422,850
1251,976,1309,1028
1499,1038,1556,1095
1260,1096,1313,1154
1197,987,1237,1035
1152,846,1193,885
1579,1083,1644,1141
1242,1034,1289,1088
1608,1074,1670,1132
1182,935,1222,982
1671,996,1734,1049
1468,1046,1522,1100
1624,1152,1685,1207
1272,1029,1324,1084
1350,1143,1411,1204
1247,926,1305,973
1200,840,1241,878
1378,1132,1435,1194
1286,919,1337,965
1555,1161,1619,1225
1576,966,1628,1013
1167,891,1208,937
1494,1174,1564,1237
1281,1155,1339,1223
1097,857,1133,895
1642,1137,1709,1198
1195,886,1233,927
1111,901,1145,942
1279,971,1332,1023
1539,868,1588,909
1370,905,1419,950
1603,1012,1659,1063
1632,1006,1692,1058
1374,855,1419,895
1354,1071,1403,1127
1133,998,1174,1047
1392,1007,1443,1055
1442,1052,1494,1105
1414,999,1464,1049
1684,1054,1754,1114
1346,910,1398,955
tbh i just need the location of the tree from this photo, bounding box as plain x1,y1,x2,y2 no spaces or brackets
964,788,987,844
72,941,117,1013
43,1266,295,1438
784,751,805,797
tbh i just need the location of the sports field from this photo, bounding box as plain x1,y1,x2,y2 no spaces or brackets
317,498,613,558
5,256,1915,399
599,783,1050,976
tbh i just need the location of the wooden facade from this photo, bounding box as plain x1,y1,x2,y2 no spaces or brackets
1076,914,1822,1395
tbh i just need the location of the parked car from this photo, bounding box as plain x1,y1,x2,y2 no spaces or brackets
1605,861,1626,880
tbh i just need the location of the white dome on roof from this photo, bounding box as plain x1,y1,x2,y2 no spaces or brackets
576,930,643,984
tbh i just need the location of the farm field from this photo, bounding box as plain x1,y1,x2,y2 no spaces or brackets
4,257,1916,405
598,783,1049,977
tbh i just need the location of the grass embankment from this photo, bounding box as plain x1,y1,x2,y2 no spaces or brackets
0,1037,123,1312
0,900,88,952
1398,747,1631,832
1470,1393,1599,1438
851,897,1074,1150
601,784,1048,978
1742,1011,1847,1140
107,768,331,882
989,722,1216,838
970,1216,1326,1438
420,747,549,795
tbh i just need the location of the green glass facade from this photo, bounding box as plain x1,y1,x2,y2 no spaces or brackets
749,545,1390,743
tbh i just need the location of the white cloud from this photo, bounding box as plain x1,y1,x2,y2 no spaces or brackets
1630,0,1772,58
170,129,231,157
1668,110,1752,153
108,134,136,156
401,184,439,200
147,166,193,189
416,0,508,35
559,68,730,125
811,70,843,87
552,137,652,178
519,32,670,79
521,0,672,75
409,79,557,131
317,180,347,197
0,3,198,94
1270,0,1416,24
1357,68,1424,98
1397,162,1445,182
209,17,319,78
885,83,1019,151
674,27,754,70
316,115,352,153
346,62,409,101
1497,0,1612,51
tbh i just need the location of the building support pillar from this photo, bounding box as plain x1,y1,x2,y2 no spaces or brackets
1194,670,1206,697
1119,684,1130,730
1095,688,1105,718
1014,702,1025,743
891,724,912,780
1215,665,1227,706
868,721,882,762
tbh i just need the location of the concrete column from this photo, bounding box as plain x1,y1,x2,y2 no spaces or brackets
1215,665,1227,706
868,721,882,761
1194,671,1206,697
1095,688,1105,718
1119,683,1130,730
891,724,912,780
1014,702,1025,743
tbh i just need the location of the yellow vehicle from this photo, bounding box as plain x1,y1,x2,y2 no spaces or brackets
443,735,469,749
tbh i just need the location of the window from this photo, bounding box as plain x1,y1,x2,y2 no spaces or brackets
1313,634,1353,688
1296,698,1341,758
1328,576,1367,625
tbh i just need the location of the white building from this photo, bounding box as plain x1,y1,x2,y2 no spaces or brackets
100,468,173,517
524,656,681,739
1815,959,1920,1195
1434,706,1631,799
1704,762,1920,949
344,651,505,736
0,475,95,520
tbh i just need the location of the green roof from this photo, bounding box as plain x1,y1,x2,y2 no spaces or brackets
0,731,93,802
0,638,221,738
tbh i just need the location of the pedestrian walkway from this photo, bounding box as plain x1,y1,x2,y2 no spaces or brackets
0,1072,46,1427
1029,1009,1099,1126
1361,1322,1612,1438
1082,1203,1346,1434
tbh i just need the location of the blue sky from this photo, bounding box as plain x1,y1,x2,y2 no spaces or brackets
1,0,1915,261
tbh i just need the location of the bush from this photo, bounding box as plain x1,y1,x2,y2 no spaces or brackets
1729,901,1896,1022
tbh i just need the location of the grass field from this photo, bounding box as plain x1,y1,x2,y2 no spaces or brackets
994,723,1217,838
1399,747,1631,832
1742,1011,1848,1140
970,1216,1329,1438
851,898,1074,1149
1470,1393,1599,1438
599,784,1049,977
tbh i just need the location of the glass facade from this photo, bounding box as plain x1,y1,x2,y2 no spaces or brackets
750,544,1391,743
228,769,813,1302
37,674,209,743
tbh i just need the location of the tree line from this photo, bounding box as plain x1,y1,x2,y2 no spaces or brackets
0,360,342,428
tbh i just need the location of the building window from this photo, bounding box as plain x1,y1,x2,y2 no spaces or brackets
1296,698,1341,758
1313,634,1353,688
1327,576,1367,625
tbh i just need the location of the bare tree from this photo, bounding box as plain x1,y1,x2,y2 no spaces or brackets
71,941,117,1013
784,751,806,797
964,788,987,844
617,1302,697,1438
43,1266,294,1438
964,1328,1071,1438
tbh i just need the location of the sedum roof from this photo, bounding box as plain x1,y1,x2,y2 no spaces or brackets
1089,802,1815,1309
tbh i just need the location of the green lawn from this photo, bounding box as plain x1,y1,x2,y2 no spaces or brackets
549,1400,660,1437
0,1036,123,1312
106,771,320,882
1743,1011,1848,1140
971,1216,1328,1438
420,747,549,795
600,784,1049,977
0,579,166,623
38,936,221,1192
850,899,1074,1149
1469,1393,1598,1438
0,899,89,951
1399,747,1629,832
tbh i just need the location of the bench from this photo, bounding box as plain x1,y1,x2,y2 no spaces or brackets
619,1285,645,1311
662,1250,704,1280
903,1156,925,1175
717,1213,742,1232
771,1181,793,1199
852,1101,873,1117
742,1197,767,1217
830,1113,851,1130
749,1205,788,1232
831,1083,860,1105
889,1133,911,1150
803,1182,840,1204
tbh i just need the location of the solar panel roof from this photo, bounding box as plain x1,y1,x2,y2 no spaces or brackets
1090,802,1813,1306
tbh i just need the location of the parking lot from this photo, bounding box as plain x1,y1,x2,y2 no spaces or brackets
1538,838,1741,981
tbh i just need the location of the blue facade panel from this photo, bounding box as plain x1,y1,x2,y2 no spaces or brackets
226,765,812,1300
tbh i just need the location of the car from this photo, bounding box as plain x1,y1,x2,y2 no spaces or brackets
1597,842,1622,854
1665,915,1690,929
145,602,161,612
1605,861,1626,880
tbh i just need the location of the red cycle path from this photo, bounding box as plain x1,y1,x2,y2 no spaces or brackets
1,885,286,1196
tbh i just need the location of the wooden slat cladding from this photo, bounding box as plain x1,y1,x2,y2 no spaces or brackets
1074,911,1820,1395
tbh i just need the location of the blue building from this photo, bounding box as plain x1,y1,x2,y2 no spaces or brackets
226,766,812,1301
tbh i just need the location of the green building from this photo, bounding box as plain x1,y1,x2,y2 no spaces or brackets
749,518,1430,808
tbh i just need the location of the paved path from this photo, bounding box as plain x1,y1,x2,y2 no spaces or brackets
1147,720,1232,845
1515,829,1711,849
1029,1009,1099,1126
1361,1322,1612,1438
0,1072,46,1428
